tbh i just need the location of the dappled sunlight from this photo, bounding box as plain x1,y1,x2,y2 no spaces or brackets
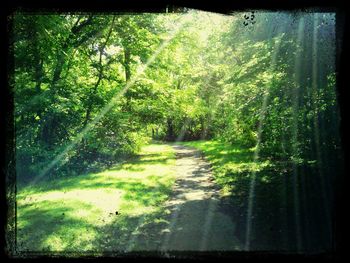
11,10,340,256
18,189,123,217
182,190,212,201
41,223,99,251
16,144,176,253
17,199,100,252
102,145,176,177
177,140,294,250
26,13,193,187
177,141,270,180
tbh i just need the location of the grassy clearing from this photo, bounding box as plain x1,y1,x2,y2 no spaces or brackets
16,144,176,255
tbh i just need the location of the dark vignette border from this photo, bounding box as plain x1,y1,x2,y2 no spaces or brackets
1,0,348,261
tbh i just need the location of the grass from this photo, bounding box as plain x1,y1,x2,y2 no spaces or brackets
176,140,271,197
175,140,334,252
16,144,176,255
175,140,292,250
15,140,333,253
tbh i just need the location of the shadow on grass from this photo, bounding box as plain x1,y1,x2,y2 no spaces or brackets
17,200,99,253
16,183,173,255
17,201,169,255
16,141,333,254
219,165,334,252
17,188,243,255
102,152,173,173
16,143,174,191
93,197,242,252
15,144,177,255
17,148,173,191
15,141,243,255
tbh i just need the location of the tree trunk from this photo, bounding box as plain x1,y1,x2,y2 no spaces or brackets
83,16,116,129
166,118,175,141
51,16,97,93
83,75,102,128
124,48,131,82
32,28,44,120
42,16,99,146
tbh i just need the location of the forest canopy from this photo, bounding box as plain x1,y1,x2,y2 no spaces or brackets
9,9,343,254
13,11,339,182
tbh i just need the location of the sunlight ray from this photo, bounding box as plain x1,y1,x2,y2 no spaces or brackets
311,12,332,242
29,13,194,186
244,20,285,251
13,11,340,255
290,15,306,252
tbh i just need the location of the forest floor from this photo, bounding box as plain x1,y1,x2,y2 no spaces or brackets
15,143,243,255
106,143,243,252
16,144,178,254
15,141,334,255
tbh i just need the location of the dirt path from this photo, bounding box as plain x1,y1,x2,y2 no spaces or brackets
157,145,242,251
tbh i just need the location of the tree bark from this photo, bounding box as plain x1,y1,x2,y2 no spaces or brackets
32,27,44,119
166,118,175,141
83,16,116,128
124,47,131,82
42,16,100,145
51,15,97,93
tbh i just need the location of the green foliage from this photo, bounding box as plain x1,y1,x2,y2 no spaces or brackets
12,11,341,253
16,144,176,253
177,140,270,197
14,14,161,180
13,11,340,185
